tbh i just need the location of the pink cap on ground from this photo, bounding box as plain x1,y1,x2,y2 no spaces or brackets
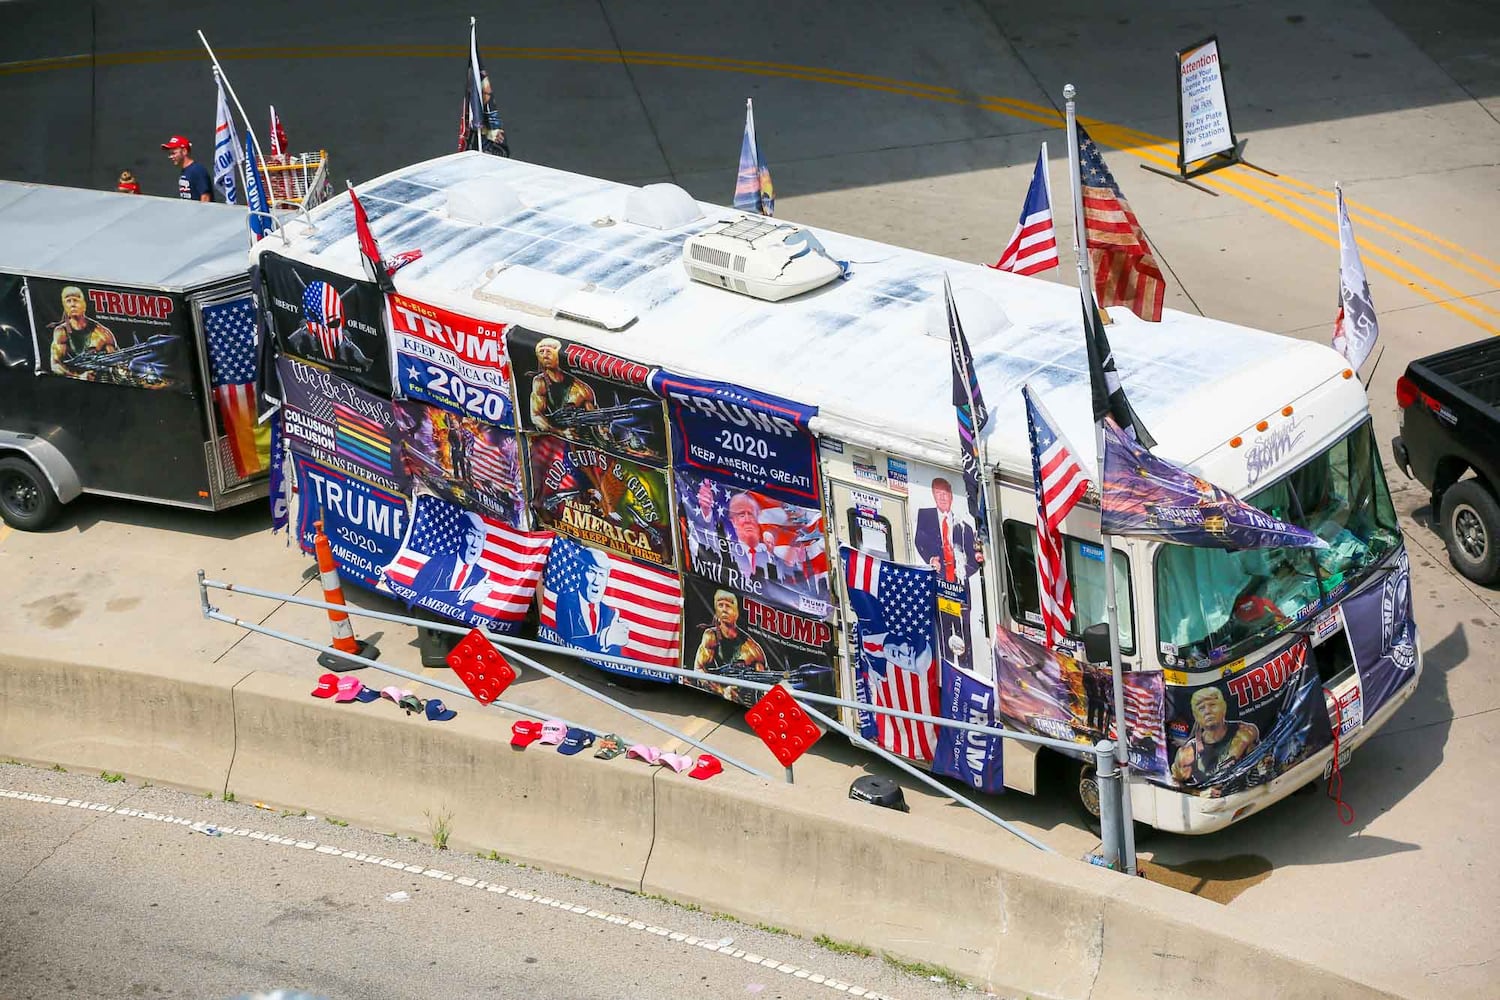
539,719,569,745
658,752,693,773
380,686,410,704
626,744,661,764
335,676,364,703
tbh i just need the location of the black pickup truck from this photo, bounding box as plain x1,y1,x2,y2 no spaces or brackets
1392,338,1500,584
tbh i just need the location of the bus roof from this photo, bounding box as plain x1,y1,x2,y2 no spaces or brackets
0,181,251,292
256,152,1359,488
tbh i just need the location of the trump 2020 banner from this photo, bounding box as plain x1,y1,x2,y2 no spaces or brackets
932,663,1004,794
674,470,832,620
652,371,820,505
537,535,683,681
28,277,192,392
394,398,524,526
680,574,837,708
381,491,553,632
260,252,390,396
509,327,667,466
277,355,407,496
292,453,408,589
1166,639,1332,794
527,434,673,567
386,292,515,426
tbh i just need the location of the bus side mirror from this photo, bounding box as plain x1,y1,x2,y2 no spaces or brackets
1082,623,1112,665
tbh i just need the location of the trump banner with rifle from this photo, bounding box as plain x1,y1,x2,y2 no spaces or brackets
394,398,524,526
537,535,683,681
381,491,553,632
260,252,391,396
510,327,667,466
28,277,192,392
385,291,515,426
681,574,837,707
277,355,407,496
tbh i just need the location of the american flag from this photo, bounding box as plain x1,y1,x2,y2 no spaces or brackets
468,424,518,491
945,275,991,542
540,535,683,668
1110,671,1166,775
301,281,345,360
384,492,554,625
744,491,828,580
992,144,1059,276
1077,124,1165,323
203,297,263,477
842,546,941,762
1024,385,1090,648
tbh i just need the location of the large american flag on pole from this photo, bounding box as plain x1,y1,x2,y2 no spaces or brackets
1023,385,1091,648
203,297,263,477
1077,125,1165,323
992,144,1059,276
842,546,941,762
383,492,554,627
540,535,683,670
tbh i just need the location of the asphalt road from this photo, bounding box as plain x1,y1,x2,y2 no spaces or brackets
0,764,981,1000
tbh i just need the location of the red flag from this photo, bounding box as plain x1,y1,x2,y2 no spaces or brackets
1076,125,1165,322
268,105,287,159
347,182,421,293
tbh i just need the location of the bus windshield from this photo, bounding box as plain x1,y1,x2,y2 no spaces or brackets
1155,419,1400,666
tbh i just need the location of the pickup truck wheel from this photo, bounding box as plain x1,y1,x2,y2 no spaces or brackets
1441,480,1500,584
0,456,61,530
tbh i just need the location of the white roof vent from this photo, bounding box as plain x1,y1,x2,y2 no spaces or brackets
473,264,585,316
924,282,1012,346
446,176,524,225
625,183,704,230
682,217,844,302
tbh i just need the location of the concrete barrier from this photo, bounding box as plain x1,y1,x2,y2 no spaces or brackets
223,670,657,888
0,654,1408,999
0,652,237,791
643,765,1405,1000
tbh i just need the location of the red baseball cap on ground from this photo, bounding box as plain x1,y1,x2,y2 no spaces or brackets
160,135,191,150
688,754,723,781
511,720,543,748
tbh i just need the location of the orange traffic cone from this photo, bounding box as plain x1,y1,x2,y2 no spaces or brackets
313,518,379,671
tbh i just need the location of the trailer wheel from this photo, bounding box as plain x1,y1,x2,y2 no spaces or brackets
1441,480,1500,584
0,456,61,530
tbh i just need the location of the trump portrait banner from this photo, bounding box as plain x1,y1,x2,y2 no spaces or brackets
842,547,941,763
277,355,407,496
28,277,193,392
385,292,515,426
932,662,1005,794
1166,639,1332,794
652,371,820,506
381,491,554,632
681,574,838,708
537,535,683,681
675,470,832,620
509,327,667,465
292,453,408,589
527,434,673,567
260,252,391,396
394,398,524,526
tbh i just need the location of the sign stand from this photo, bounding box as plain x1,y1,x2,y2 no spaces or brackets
1139,35,1277,196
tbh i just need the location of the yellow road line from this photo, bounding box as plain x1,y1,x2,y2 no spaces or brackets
5,43,1495,334
0,523,11,546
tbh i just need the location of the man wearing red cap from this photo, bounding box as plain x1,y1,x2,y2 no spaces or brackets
162,136,212,202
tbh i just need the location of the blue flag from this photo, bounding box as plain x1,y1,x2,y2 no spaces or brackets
946,276,990,541
1101,416,1325,549
733,98,774,216
244,135,275,240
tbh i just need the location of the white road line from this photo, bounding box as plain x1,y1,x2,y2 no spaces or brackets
0,787,901,1000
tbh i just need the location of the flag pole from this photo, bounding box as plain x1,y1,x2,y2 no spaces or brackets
199,31,275,238
1066,83,1137,876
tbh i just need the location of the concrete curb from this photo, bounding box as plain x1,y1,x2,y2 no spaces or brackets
0,651,1407,999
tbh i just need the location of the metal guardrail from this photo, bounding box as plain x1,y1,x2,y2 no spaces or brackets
199,573,1133,863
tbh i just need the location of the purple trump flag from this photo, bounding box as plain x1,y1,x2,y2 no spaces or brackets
1101,417,1325,549
946,276,990,541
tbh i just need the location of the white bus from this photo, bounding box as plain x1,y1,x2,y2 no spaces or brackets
253,152,1421,834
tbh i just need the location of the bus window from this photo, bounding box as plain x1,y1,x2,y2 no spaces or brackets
1003,520,1134,653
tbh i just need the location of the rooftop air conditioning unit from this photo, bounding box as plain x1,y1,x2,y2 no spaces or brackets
681,217,843,302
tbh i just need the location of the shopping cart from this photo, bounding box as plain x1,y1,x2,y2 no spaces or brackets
260,150,334,211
